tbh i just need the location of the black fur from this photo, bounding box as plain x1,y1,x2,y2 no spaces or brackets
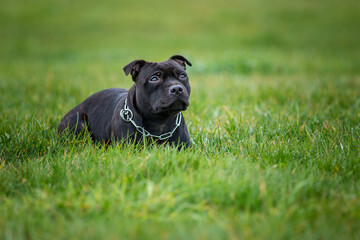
58,55,192,148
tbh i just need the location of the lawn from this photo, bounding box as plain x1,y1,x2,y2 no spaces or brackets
1,0,360,239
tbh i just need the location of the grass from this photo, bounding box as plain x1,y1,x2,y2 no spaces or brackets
1,0,360,239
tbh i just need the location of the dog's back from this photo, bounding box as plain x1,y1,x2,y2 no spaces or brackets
57,88,127,142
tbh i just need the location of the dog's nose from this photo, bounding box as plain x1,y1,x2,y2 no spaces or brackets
169,85,184,96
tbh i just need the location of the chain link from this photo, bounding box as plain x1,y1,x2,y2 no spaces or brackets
120,99,182,140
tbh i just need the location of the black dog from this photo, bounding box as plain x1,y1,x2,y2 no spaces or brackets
58,55,192,148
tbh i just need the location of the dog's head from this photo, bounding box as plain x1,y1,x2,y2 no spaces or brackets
123,55,192,118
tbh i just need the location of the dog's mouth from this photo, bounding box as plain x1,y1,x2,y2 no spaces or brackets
155,98,189,115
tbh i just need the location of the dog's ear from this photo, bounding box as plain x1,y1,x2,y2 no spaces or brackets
169,55,192,70
123,60,146,81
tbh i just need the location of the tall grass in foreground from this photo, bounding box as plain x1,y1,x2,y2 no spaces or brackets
1,74,360,239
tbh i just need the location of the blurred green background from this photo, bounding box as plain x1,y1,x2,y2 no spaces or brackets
1,0,359,75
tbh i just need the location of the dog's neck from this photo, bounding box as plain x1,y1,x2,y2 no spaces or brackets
126,85,180,135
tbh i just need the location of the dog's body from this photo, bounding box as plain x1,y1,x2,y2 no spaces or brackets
58,55,192,148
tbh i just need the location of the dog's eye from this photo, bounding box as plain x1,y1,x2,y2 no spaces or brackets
179,73,187,79
149,76,159,82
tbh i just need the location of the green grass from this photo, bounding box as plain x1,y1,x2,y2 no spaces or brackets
1,0,360,239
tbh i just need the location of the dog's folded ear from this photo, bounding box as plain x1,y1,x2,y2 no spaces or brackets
123,60,146,81
169,55,192,70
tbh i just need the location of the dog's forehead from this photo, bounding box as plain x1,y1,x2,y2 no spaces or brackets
143,61,183,74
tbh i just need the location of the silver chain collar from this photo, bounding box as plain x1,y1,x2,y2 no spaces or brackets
120,99,182,140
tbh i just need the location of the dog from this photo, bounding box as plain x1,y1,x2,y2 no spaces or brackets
57,55,192,148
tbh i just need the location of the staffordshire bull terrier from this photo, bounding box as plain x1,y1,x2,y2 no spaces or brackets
57,55,192,148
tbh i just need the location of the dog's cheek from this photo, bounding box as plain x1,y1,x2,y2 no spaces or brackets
150,90,162,106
